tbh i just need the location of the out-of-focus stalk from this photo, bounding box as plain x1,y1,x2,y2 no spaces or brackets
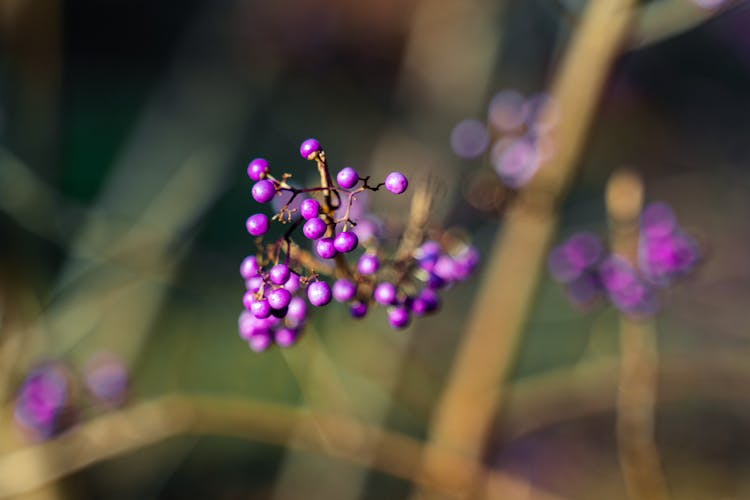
606,170,671,500
414,0,638,497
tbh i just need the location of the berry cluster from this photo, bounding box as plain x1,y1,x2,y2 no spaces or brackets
239,138,479,352
548,202,699,316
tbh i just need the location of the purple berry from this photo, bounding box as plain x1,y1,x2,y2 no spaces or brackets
251,298,271,319
300,198,321,220
300,138,322,160
246,213,269,237
385,172,408,194
308,281,332,307
315,237,338,259
245,276,264,293
287,297,308,325
336,167,359,189
275,328,299,348
412,289,440,316
333,231,358,253
388,306,411,329
242,290,257,310
350,301,368,319
333,279,357,302
252,180,276,204
240,256,260,279
374,282,397,305
14,364,69,440
303,218,327,240
268,288,292,310
247,158,269,181
284,272,301,293
269,264,291,285
357,253,380,275
248,330,272,352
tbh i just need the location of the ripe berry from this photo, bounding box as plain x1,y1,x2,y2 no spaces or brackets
300,198,321,220
242,290,256,310
357,253,380,275
303,218,327,240
333,231,358,253
300,138,322,160
240,256,260,279
333,279,357,302
247,158,269,181
248,330,272,352
385,172,408,194
245,276,264,293
284,272,301,293
269,264,291,285
350,301,368,319
374,282,397,305
287,297,308,325
336,167,359,189
252,180,276,203
275,328,299,348
308,281,332,307
388,306,411,329
246,214,269,236
315,237,338,259
267,288,292,310
251,298,271,319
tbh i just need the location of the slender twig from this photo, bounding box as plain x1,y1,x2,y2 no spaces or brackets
414,0,639,497
606,170,671,500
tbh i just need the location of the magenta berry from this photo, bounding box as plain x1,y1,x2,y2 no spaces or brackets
300,198,321,220
315,237,338,259
242,290,256,310
247,158,270,181
333,231,358,253
385,172,408,194
287,297,308,325
284,272,301,293
240,256,260,279
303,218,327,240
252,180,276,204
336,167,359,189
308,281,332,307
388,306,411,329
248,330,272,352
246,214,269,237
245,276,264,293
357,253,380,275
267,288,292,310
350,301,368,319
251,298,271,319
275,328,299,348
374,282,397,305
300,138,322,160
269,264,291,285
333,279,357,302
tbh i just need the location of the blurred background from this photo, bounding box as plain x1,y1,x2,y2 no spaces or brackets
1,0,750,498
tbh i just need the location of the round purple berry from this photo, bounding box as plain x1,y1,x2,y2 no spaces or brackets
308,281,332,307
248,330,272,352
350,301,368,319
269,264,291,285
287,297,308,325
358,253,380,275
385,172,408,194
242,290,257,310
300,138,322,160
303,218,327,240
315,237,338,259
247,158,269,181
333,231,358,253
246,213,269,237
240,256,260,279
251,298,271,319
388,306,411,329
374,282,397,305
252,180,276,204
284,272,301,293
267,288,292,310
333,279,357,302
336,167,359,189
300,198,321,220
412,289,440,316
275,328,300,348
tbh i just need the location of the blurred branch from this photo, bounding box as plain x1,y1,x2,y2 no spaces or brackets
415,0,638,497
0,395,561,500
606,170,671,500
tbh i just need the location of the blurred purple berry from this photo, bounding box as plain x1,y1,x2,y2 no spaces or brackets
337,167,359,189
247,158,270,181
14,364,69,440
450,119,489,159
275,328,300,348
350,301,368,319
308,281,332,307
284,272,301,293
245,276,264,293
240,256,260,279
640,202,677,239
315,237,338,259
287,297,308,325
388,306,411,329
374,282,397,305
84,353,129,407
385,172,408,194
303,217,327,240
358,253,380,275
246,213,269,237
248,330,273,352
333,279,357,302
300,138,322,160
333,231,358,253
300,198,321,220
